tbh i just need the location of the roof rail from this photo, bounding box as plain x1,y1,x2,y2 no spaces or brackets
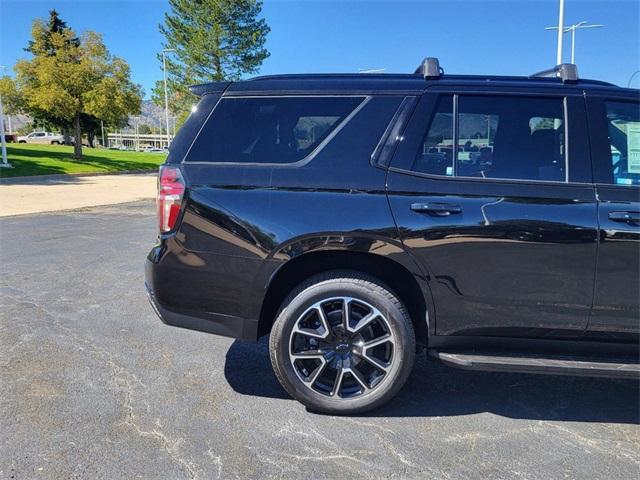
414,57,443,79
531,63,579,83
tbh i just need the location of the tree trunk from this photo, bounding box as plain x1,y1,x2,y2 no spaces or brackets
73,111,82,159
88,131,95,148
62,128,72,145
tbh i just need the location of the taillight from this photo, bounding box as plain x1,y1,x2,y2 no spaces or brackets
157,165,185,233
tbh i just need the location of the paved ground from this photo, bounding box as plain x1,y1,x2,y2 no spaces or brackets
1,200,638,480
0,173,156,217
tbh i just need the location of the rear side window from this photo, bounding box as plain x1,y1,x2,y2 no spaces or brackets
413,95,566,182
604,100,640,186
186,96,364,164
168,93,222,161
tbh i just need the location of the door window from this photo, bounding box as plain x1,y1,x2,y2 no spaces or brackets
412,95,566,182
603,101,640,186
413,96,454,176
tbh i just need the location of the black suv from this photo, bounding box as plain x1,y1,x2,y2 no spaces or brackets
146,59,640,414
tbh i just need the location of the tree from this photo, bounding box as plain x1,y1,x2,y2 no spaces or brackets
0,76,25,116
138,124,152,135
153,0,270,117
26,10,79,56
16,21,142,159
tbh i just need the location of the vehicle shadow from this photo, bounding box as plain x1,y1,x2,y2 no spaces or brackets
224,337,640,424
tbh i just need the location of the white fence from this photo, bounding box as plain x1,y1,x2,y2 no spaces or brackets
106,132,172,150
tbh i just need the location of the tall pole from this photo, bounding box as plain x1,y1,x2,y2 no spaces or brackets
0,93,11,168
162,48,176,149
546,21,604,65
101,120,105,148
556,0,565,65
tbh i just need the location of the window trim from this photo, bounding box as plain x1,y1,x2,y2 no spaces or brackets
182,94,370,168
370,96,418,168
394,92,575,186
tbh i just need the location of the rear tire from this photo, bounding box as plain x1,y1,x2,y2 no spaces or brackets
269,270,415,414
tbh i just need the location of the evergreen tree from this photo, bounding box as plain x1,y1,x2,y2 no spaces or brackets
153,0,270,118
26,10,79,56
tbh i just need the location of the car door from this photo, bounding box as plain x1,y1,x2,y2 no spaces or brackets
585,93,640,341
386,86,598,339
31,132,46,144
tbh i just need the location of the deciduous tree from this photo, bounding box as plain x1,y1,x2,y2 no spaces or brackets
16,20,142,159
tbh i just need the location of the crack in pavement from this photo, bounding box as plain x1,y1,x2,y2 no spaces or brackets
1,287,204,480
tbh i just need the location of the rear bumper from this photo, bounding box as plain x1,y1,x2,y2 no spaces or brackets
145,255,260,340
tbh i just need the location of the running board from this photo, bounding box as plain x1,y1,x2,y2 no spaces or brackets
430,351,640,379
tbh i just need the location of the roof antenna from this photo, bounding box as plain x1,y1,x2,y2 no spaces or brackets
531,63,579,83
414,57,443,79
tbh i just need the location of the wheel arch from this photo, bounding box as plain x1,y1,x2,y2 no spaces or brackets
257,249,433,347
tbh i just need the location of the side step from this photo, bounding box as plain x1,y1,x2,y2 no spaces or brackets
429,351,640,379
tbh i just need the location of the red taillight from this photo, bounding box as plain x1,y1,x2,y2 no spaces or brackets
157,165,185,233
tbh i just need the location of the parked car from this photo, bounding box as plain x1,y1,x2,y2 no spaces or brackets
145,59,640,414
16,131,67,144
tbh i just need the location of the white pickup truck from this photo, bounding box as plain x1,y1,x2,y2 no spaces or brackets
17,131,67,144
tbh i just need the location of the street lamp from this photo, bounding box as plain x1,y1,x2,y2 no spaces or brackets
162,48,176,148
545,21,604,64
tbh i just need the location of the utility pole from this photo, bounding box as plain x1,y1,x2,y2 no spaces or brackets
162,48,176,149
546,21,604,64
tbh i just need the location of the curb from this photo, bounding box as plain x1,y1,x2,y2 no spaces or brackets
0,169,158,185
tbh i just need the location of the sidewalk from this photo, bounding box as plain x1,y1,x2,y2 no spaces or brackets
0,173,157,217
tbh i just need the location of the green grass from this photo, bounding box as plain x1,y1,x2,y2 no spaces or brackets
0,143,166,178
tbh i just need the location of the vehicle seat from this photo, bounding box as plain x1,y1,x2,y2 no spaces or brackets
532,129,564,182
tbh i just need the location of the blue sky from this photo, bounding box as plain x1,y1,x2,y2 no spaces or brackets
1,0,639,99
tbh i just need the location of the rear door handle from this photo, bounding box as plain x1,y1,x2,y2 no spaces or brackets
411,202,462,216
608,211,640,223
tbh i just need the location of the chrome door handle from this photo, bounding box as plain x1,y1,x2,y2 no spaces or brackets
411,202,462,216
608,211,640,223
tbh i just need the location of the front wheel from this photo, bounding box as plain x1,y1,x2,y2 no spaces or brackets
269,271,415,414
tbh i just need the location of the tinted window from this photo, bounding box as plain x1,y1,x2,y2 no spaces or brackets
187,96,363,163
413,95,566,182
604,100,640,186
412,97,454,176
168,93,222,159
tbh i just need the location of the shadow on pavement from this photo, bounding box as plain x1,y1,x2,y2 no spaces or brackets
224,337,640,423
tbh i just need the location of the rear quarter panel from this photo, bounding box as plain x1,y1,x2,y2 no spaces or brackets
160,95,418,323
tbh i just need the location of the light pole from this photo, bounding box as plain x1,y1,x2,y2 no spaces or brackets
555,0,565,65
162,48,176,149
545,21,604,64
0,93,10,168
0,65,10,168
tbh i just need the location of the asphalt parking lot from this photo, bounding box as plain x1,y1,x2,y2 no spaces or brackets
1,200,638,480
